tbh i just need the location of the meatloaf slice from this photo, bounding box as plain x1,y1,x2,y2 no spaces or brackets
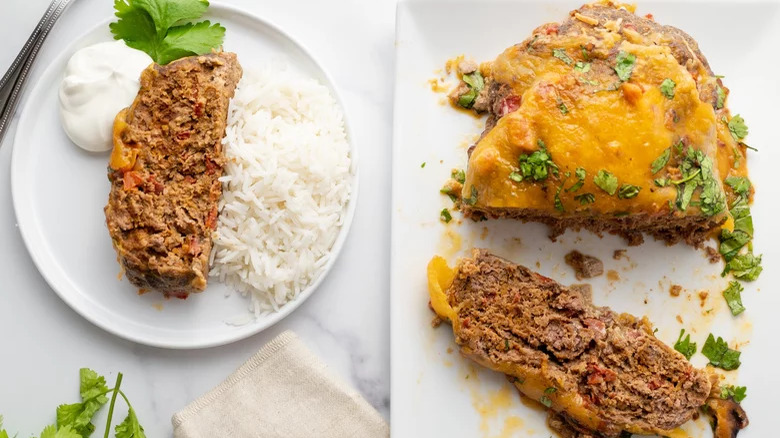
105,52,242,296
427,249,713,437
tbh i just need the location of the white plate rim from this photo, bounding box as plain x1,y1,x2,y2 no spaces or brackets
10,2,360,349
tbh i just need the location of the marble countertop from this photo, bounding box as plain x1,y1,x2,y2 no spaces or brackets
0,0,394,435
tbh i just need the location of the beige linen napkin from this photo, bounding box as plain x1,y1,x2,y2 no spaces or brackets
172,331,389,438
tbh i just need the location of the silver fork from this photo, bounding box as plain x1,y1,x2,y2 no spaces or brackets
0,0,73,146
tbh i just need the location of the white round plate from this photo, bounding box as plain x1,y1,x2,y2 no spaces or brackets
11,3,358,349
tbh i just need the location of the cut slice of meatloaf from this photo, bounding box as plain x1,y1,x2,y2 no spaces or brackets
427,249,713,437
450,2,752,246
105,52,243,296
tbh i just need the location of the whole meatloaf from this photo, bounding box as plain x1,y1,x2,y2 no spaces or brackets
105,52,242,296
448,2,752,246
427,249,724,437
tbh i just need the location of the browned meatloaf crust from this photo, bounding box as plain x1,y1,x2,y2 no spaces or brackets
436,249,712,437
105,53,242,296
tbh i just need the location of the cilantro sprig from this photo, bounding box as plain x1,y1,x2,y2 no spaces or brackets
110,0,225,65
673,329,697,360
0,369,144,438
702,334,741,370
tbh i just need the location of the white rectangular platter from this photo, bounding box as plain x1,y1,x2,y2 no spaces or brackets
391,1,780,437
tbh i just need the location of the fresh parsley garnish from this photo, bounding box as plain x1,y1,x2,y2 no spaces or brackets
574,61,591,73
458,71,485,109
552,48,573,65
440,208,452,223
720,385,747,403
673,329,697,360
716,86,726,109
593,170,618,195
728,115,749,141
110,0,226,65
613,51,636,82
722,281,746,316
723,252,763,281
575,193,595,205
724,176,751,197
463,185,478,206
660,78,676,99
617,184,641,199
513,140,559,182
452,169,466,184
701,334,741,370
540,387,556,408
651,147,671,174
567,167,586,192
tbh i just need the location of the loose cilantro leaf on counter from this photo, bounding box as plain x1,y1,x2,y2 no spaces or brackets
660,78,676,99
440,208,452,223
673,329,696,360
617,184,641,199
723,252,762,281
593,170,618,195
702,334,741,370
725,176,751,198
110,0,226,65
552,48,573,65
728,115,749,141
720,385,747,403
114,407,146,438
722,281,746,316
567,167,586,192
613,51,636,81
575,193,595,205
650,147,671,174
40,425,82,438
716,86,726,109
56,368,109,436
574,61,591,73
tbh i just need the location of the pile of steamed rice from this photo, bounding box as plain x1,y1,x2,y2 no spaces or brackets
210,62,352,317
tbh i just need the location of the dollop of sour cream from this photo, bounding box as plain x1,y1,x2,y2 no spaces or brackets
59,41,152,152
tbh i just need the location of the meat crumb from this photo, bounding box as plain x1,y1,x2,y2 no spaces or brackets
431,315,443,328
564,250,604,280
705,246,721,264
606,270,620,282
670,284,682,297
613,249,627,260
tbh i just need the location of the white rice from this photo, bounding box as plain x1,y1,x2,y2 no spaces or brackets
210,62,352,317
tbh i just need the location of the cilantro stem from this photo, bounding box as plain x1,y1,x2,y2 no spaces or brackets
671,169,701,185
118,389,135,412
104,373,123,438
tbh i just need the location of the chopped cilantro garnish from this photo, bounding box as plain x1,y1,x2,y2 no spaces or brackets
451,168,466,184
574,61,591,73
540,387,556,408
552,48,573,65
508,172,523,182
514,140,559,182
722,281,745,316
651,148,671,174
724,176,751,198
723,252,762,281
567,167,586,192
457,71,485,109
575,193,595,205
720,385,747,403
654,177,669,187
580,45,591,61
613,51,636,82
440,208,452,223
660,78,676,99
421,162,426,168
593,170,618,195
719,197,753,261
673,329,697,360
701,334,741,370
617,184,641,199
671,147,726,216
463,185,478,206
554,173,570,212
728,115,749,141
716,86,726,109
558,102,569,114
